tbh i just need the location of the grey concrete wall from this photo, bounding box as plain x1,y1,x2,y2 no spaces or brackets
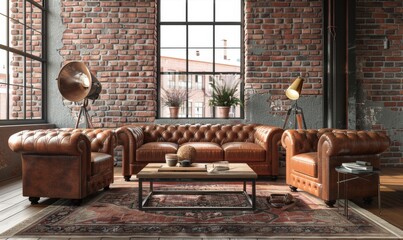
47,0,75,128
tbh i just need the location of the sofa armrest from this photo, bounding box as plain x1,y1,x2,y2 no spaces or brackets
318,130,390,157
67,128,116,155
8,129,91,156
116,126,144,180
254,125,284,176
281,129,333,155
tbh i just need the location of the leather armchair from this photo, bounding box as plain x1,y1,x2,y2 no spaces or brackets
8,128,116,205
281,129,390,206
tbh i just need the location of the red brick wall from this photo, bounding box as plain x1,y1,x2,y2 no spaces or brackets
59,0,323,126
60,0,157,127
356,0,403,166
244,0,323,112
58,0,401,166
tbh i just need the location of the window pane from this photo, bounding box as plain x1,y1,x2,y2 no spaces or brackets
26,27,42,57
26,57,42,89
216,0,241,22
0,83,7,119
9,84,24,119
189,49,213,72
188,74,213,118
160,74,188,118
188,0,213,22
26,86,42,119
33,0,43,6
160,25,186,48
160,0,185,22
215,48,241,72
26,2,42,33
9,18,24,52
0,2,8,16
0,50,7,84
0,15,7,46
160,49,186,72
189,25,213,48
9,52,23,86
215,26,240,48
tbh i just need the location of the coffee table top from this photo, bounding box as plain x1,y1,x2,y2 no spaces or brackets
137,163,257,179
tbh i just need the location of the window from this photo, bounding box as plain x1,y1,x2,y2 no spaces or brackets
194,102,203,118
158,0,243,118
0,0,46,124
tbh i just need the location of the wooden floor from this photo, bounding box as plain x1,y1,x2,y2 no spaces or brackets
0,167,402,240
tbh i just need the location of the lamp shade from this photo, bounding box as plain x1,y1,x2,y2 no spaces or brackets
285,76,304,100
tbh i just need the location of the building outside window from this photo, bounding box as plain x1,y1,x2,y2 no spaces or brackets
194,102,203,118
0,0,46,124
158,0,243,118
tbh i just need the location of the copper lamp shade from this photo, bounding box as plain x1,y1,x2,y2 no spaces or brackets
57,61,102,128
57,61,102,102
285,76,304,100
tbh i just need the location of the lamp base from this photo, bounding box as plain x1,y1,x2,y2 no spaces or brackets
283,102,307,129
75,99,94,129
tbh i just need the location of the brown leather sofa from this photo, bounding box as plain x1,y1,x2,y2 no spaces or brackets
117,124,284,180
8,128,116,205
281,129,390,206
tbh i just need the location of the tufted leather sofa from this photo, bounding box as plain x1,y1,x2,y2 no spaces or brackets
281,129,390,206
8,128,116,205
117,124,284,180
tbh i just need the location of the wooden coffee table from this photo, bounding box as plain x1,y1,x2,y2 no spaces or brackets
137,163,257,211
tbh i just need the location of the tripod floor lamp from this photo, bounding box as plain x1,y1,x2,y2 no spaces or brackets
283,76,307,129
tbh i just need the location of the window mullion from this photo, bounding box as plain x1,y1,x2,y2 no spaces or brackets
23,0,27,120
185,0,189,118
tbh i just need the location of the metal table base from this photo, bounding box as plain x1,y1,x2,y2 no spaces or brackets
138,178,256,211
336,167,381,219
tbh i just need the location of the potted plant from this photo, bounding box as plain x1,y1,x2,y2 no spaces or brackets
161,88,187,118
209,75,242,118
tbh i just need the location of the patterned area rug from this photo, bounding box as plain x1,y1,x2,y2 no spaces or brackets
2,183,401,238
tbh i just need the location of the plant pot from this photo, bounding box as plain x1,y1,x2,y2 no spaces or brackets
169,106,179,118
215,106,230,119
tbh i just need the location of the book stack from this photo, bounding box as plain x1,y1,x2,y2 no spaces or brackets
341,161,373,173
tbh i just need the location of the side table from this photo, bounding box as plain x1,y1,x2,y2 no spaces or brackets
335,166,381,219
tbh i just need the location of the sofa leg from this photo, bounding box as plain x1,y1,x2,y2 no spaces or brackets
29,197,40,205
124,175,131,181
289,186,298,192
324,200,336,207
71,199,82,206
104,185,110,191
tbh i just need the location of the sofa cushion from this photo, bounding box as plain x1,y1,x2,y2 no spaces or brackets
222,142,266,162
181,142,223,162
136,142,178,162
91,152,113,176
290,152,318,178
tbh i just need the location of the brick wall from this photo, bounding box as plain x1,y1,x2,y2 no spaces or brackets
356,0,403,166
60,0,157,127
59,0,323,126
244,0,323,112
58,0,401,166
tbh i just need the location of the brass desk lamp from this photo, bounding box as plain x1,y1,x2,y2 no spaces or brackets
283,76,307,129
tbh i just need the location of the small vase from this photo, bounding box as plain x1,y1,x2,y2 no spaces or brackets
169,106,179,118
215,106,230,119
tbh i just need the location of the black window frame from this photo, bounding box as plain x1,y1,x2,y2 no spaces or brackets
0,0,47,125
157,0,244,119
